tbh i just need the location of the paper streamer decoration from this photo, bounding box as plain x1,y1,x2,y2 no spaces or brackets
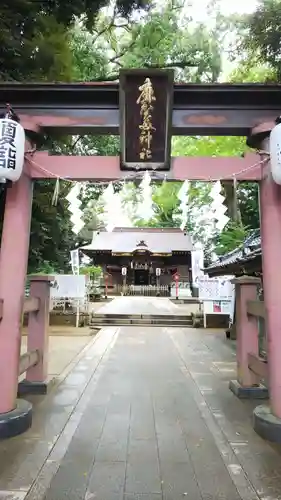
66,183,84,234
177,180,189,230
209,181,229,231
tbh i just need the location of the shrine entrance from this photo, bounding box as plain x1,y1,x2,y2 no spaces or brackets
134,269,149,286
0,70,281,443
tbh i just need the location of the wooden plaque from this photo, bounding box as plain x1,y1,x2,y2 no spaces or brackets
119,69,174,171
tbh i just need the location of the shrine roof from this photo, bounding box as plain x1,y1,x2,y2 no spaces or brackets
80,227,193,254
205,229,261,277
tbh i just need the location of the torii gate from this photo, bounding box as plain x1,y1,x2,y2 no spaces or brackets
0,69,280,439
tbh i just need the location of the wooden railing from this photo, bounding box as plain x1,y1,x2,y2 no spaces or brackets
246,297,268,382
247,352,268,381
17,275,53,391
19,293,41,376
247,300,265,319
230,276,268,392
23,297,40,314
19,349,40,376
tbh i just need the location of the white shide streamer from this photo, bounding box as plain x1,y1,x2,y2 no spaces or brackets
136,171,154,221
177,180,190,230
66,183,84,234
100,182,131,231
209,181,229,231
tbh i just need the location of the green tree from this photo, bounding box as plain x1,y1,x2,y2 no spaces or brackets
241,0,281,80
203,0,281,255
134,182,181,228
69,0,223,241
212,221,249,256
0,0,151,81
172,133,260,254
29,180,74,273
71,1,221,83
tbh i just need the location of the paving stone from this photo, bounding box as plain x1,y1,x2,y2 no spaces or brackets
87,462,126,495
125,462,162,494
85,493,123,500
160,461,201,500
157,436,190,463
41,408,104,500
95,438,128,462
25,460,59,500
0,438,53,492
0,493,27,500
101,415,130,441
124,495,161,500
130,419,156,440
127,439,158,463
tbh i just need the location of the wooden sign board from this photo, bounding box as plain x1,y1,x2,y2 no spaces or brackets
119,69,174,171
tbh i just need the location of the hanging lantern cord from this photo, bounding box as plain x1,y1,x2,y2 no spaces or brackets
4,103,20,123
5,103,11,119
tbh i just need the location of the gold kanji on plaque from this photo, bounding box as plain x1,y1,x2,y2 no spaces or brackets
136,78,156,161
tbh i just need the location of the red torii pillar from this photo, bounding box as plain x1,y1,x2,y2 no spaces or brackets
0,125,37,437
248,123,281,442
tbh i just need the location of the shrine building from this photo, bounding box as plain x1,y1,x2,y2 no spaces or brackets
81,227,194,293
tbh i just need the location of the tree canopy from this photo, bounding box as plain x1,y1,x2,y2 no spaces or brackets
68,0,264,258
0,0,150,81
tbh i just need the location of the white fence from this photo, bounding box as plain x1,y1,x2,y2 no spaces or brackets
125,285,170,296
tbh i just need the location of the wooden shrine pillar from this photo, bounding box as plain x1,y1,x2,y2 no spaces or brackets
249,126,281,442
0,137,34,437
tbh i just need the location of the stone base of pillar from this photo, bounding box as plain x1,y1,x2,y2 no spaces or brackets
229,380,268,399
18,377,56,396
0,399,32,439
254,405,281,442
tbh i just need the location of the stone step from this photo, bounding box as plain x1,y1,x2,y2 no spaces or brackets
90,318,193,327
92,313,191,320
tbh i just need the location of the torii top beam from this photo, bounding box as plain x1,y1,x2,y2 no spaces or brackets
1,82,281,136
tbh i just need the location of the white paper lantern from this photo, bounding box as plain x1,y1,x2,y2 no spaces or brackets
0,118,25,182
269,121,281,185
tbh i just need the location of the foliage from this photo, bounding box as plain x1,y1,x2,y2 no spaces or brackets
79,265,102,278
172,133,260,255
29,180,74,273
77,196,105,245
69,0,224,244
242,0,281,80
229,62,277,84
134,182,181,228
31,262,58,274
70,2,267,258
237,182,259,230
204,0,281,256
213,222,250,256
0,13,72,82
0,0,152,82
70,1,221,83
172,135,249,157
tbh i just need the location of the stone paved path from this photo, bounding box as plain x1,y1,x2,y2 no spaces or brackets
1,324,281,499
95,296,190,315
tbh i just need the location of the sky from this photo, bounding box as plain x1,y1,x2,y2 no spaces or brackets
189,0,258,20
